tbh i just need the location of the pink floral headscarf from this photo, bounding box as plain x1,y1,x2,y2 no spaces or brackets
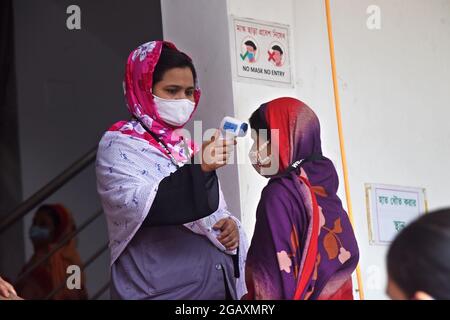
109,41,201,162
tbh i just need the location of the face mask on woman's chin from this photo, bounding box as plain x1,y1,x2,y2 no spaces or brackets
153,94,195,127
249,140,272,175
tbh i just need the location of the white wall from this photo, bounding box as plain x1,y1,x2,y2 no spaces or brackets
161,0,450,299
161,0,242,218
226,0,300,270
326,0,450,299
230,0,450,300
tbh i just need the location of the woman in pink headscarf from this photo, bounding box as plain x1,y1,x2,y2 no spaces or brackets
96,41,248,300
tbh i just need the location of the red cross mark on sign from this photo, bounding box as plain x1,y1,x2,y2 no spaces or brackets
268,50,276,62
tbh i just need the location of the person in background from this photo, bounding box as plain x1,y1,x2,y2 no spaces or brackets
245,97,359,300
387,208,450,300
15,204,87,300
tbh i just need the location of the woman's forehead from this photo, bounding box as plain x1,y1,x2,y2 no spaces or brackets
160,67,194,85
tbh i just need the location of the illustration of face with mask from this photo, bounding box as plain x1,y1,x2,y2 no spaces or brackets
244,40,257,63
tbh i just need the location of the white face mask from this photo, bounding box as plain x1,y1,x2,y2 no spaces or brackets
153,94,195,127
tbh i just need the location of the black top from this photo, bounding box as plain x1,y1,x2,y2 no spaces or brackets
143,163,219,226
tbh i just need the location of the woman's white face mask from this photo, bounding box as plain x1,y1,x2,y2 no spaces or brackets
153,94,195,127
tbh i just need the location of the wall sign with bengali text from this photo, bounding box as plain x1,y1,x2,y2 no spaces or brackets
231,16,292,86
365,183,427,245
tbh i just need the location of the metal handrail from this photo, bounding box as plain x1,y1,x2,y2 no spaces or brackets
91,282,110,300
45,242,109,300
0,144,108,299
15,209,103,284
0,146,98,233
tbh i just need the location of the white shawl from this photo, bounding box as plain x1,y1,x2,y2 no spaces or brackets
96,130,248,298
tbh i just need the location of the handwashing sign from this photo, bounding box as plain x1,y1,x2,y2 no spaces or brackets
232,17,292,86
365,184,427,245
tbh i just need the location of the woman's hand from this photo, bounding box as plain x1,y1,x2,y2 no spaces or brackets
0,276,19,300
213,218,239,251
200,130,237,173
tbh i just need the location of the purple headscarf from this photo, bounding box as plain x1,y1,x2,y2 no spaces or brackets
245,97,359,300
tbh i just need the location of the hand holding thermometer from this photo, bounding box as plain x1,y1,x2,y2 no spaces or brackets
200,117,247,173
219,116,249,139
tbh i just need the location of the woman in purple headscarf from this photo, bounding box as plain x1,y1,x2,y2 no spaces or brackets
245,97,359,300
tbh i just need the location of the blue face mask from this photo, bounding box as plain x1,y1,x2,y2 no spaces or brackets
247,52,255,60
29,225,51,241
